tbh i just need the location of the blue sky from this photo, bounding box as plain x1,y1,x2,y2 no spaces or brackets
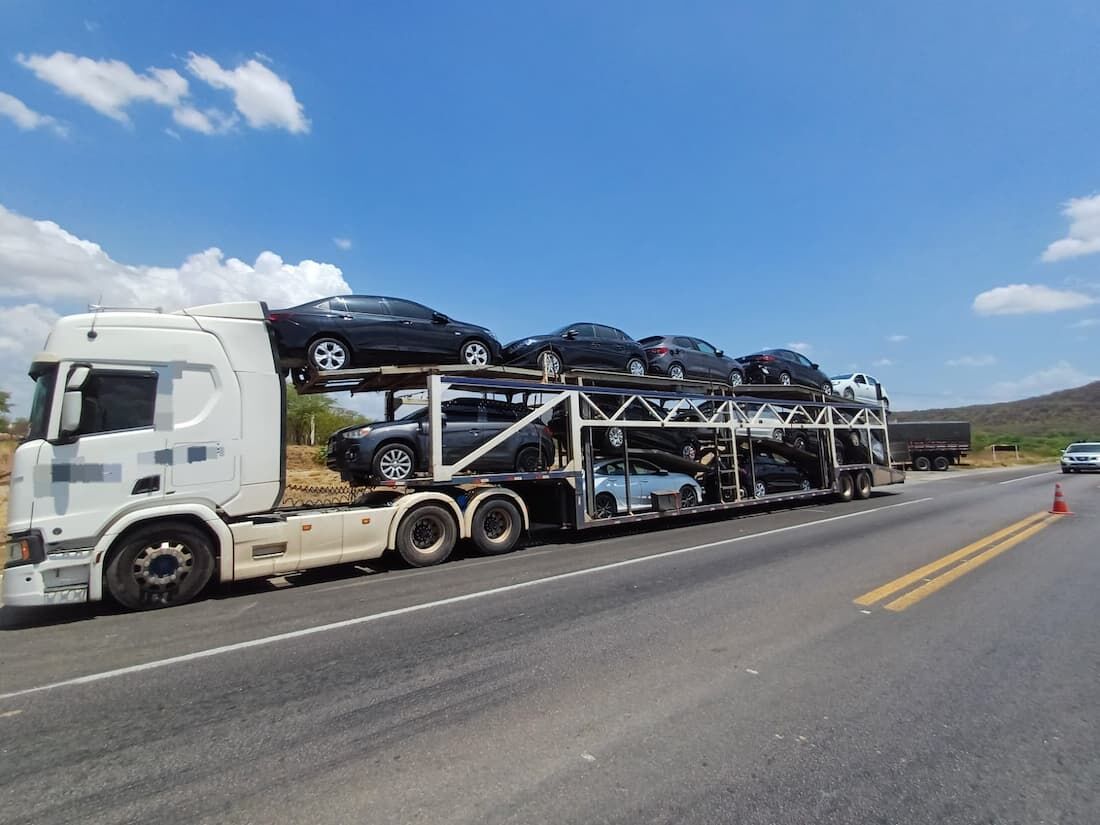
2,0,1100,414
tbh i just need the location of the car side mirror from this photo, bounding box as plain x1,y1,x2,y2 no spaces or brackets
432,312,450,324
563,329,578,340
656,469,668,476
811,362,819,370
59,390,83,438
716,350,724,357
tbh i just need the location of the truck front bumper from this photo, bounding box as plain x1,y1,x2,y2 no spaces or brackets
2,553,92,607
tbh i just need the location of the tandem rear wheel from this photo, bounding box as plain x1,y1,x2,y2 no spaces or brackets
395,505,458,567
471,498,523,556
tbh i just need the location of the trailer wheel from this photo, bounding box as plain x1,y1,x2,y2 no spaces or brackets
471,498,522,556
105,521,215,610
395,505,457,567
932,455,950,471
593,492,617,519
836,473,855,502
854,470,873,499
912,455,932,472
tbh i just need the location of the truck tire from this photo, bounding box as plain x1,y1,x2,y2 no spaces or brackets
836,472,855,502
854,470,872,499
105,521,215,610
912,455,932,472
471,498,522,556
932,455,950,471
395,505,457,567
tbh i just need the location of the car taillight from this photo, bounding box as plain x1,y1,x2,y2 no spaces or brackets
267,312,286,321
756,354,776,362
646,347,669,356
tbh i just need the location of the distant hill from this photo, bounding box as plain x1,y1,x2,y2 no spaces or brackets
895,381,1100,437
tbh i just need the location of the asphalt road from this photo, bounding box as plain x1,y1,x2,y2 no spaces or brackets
1,465,1097,824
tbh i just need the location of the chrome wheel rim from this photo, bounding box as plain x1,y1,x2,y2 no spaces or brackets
681,443,697,460
539,351,561,375
379,448,413,480
779,373,791,386
823,383,833,394
800,479,812,491
133,540,193,589
462,341,489,366
628,359,645,376
312,340,348,370
669,365,685,380
729,371,743,386
607,427,625,448
754,481,767,498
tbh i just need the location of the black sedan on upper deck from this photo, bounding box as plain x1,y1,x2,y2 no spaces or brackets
269,295,502,371
501,323,648,376
737,348,833,394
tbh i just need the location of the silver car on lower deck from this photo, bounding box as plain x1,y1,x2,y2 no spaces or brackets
591,458,704,518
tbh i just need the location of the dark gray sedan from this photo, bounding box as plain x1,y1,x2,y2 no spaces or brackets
640,335,745,385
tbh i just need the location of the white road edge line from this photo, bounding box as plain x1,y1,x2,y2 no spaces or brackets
997,470,1059,485
0,496,934,702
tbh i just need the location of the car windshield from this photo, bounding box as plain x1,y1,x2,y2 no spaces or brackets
25,364,57,441
1066,443,1100,453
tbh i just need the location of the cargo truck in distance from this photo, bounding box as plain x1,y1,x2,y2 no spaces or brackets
889,421,971,471
4,302,904,611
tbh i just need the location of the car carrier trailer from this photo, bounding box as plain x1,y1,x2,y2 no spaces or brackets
4,302,903,610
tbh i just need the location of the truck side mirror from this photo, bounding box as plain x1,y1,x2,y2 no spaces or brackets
59,390,83,437
67,365,90,390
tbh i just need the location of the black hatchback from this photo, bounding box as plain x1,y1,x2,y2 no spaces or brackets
501,323,648,376
737,349,833,394
269,295,502,371
640,335,745,385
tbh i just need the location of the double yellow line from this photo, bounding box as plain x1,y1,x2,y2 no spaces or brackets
855,511,1058,612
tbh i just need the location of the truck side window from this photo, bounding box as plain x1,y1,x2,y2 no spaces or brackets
77,371,158,436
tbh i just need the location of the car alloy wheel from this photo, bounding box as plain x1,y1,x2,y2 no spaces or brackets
822,382,833,394
461,340,490,366
377,446,414,481
681,442,698,461
679,485,698,508
843,388,855,400
627,358,646,376
538,350,562,376
309,338,350,371
800,479,812,491
754,480,768,498
779,372,792,386
594,492,617,519
728,370,744,386
607,426,625,449
669,364,685,380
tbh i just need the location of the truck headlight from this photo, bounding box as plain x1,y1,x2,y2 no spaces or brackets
5,532,44,568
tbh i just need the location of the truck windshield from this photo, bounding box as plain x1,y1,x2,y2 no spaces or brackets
1066,443,1100,453
26,364,58,441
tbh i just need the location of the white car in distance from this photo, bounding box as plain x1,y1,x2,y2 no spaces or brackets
830,372,889,409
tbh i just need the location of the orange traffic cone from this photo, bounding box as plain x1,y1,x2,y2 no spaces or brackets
1050,483,1073,515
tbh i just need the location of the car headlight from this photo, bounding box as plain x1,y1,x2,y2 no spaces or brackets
6,532,45,567
353,426,372,438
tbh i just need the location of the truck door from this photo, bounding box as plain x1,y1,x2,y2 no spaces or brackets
32,365,166,554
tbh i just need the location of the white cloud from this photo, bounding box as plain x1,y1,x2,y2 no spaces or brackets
17,51,188,124
0,202,349,310
946,354,997,367
0,202,351,414
0,303,61,414
0,91,67,136
988,361,1098,401
1071,318,1099,328
171,105,237,135
1042,194,1100,262
333,237,352,250
972,283,1096,315
786,341,812,353
187,53,309,134
871,358,894,367
886,334,908,343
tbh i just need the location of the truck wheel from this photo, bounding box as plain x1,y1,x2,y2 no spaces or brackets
395,505,457,566
932,455,950,471
912,455,932,472
594,492,617,519
471,498,522,555
854,470,872,499
105,522,215,610
836,472,855,502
